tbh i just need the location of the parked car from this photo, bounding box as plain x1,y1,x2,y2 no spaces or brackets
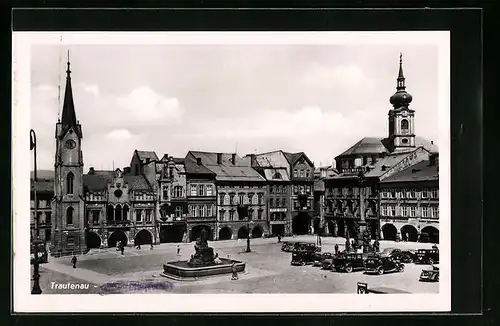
379,247,403,259
281,241,295,252
399,250,417,263
322,257,335,270
333,253,366,273
313,252,334,267
364,255,404,275
291,243,321,266
419,265,440,282
415,248,439,264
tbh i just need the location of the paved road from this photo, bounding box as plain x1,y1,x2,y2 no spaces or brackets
37,236,438,294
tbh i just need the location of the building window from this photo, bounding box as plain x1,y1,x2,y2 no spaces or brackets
207,205,213,217
45,212,52,225
162,185,169,199
273,172,282,179
206,185,213,196
401,119,409,133
219,193,225,205
66,172,74,194
67,236,75,247
400,189,407,199
66,207,73,225
300,170,304,178
92,211,99,224
281,198,286,207
294,200,298,209
390,206,396,216
410,206,416,217
258,210,263,220
198,185,205,196
195,206,200,217
380,206,387,216
229,194,235,205
270,198,274,207
293,186,298,194
238,193,245,204
175,206,183,218
401,206,408,217
293,169,298,178
219,210,225,221
390,190,396,198
409,190,416,199
306,185,311,193
190,184,197,196
145,210,152,222
306,169,310,178
229,210,235,221
136,209,143,222
431,189,438,199
247,193,254,204
270,186,274,194
422,207,429,218
258,193,263,205
300,185,304,194
431,206,439,218
173,186,183,198
421,188,429,198
201,205,207,217
275,198,280,207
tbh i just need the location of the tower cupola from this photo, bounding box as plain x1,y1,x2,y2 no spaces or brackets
389,53,413,109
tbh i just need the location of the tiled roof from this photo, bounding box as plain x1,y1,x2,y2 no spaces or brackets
381,160,438,183
188,151,265,182
31,179,53,194
364,153,412,178
336,136,438,159
283,151,312,165
172,157,185,165
253,151,289,168
83,170,153,192
124,174,153,191
184,152,217,176
136,150,158,162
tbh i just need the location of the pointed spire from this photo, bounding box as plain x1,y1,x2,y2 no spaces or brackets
61,51,77,128
397,52,406,90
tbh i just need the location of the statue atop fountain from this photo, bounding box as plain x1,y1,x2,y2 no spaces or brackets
188,228,215,267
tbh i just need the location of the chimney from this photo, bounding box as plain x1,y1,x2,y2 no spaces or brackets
381,165,387,172
429,153,438,166
196,157,202,165
123,167,131,174
145,158,150,164
249,154,257,167
431,141,434,145
89,167,95,174
217,153,222,164
163,153,169,160
231,153,236,165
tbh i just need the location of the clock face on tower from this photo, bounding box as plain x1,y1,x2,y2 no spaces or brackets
65,139,76,149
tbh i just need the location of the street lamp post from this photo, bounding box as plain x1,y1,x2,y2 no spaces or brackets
357,169,367,248
30,129,42,295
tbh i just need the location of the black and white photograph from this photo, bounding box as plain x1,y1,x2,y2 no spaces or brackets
13,31,450,312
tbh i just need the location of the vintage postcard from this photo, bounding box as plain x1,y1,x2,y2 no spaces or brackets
12,31,450,312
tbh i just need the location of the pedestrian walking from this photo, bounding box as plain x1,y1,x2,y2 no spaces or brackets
319,236,322,247
277,234,281,243
136,244,141,250
150,243,154,250
177,245,180,255
334,243,339,255
120,243,124,255
71,255,77,269
231,262,239,280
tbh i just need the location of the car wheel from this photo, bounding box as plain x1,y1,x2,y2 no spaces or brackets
377,267,384,275
301,261,306,266
398,264,405,272
345,265,353,273
408,258,413,263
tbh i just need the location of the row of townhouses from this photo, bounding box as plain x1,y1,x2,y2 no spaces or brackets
30,56,440,257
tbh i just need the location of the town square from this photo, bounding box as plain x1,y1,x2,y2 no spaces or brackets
27,39,441,297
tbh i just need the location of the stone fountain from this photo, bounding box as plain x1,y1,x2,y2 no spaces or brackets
161,228,246,280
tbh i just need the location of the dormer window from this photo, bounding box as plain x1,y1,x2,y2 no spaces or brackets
273,172,282,179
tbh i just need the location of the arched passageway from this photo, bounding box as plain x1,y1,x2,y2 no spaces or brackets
108,230,127,248
218,227,233,240
237,226,249,239
382,223,397,241
401,225,418,242
190,225,212,242
292,213,310,235
86,231,101,249
251,226,263,238
421,226,439,244
135,229,153,245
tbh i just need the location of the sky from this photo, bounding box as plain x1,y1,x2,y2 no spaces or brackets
30,42,439,171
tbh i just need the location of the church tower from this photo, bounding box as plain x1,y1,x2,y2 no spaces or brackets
388,53,416,152
51,59,87,256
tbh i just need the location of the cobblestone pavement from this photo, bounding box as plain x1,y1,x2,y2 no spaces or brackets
37,236,439,294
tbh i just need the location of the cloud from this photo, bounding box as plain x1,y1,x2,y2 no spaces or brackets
80,83,99,97
301,63,373,90
107,128,133,140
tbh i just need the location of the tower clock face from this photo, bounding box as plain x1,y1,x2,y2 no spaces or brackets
65,139,76,149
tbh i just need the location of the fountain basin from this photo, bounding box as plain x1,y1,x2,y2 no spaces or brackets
161,258,246,279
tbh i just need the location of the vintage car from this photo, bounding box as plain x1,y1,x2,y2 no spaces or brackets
333,253,366,273
364,255,404,275
291,243,321,266
322,257,335,270
312,252,334,267
379,247,403,259
415,248,440,265
419,265,440,282
399,250,417,263
281,241,295,252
